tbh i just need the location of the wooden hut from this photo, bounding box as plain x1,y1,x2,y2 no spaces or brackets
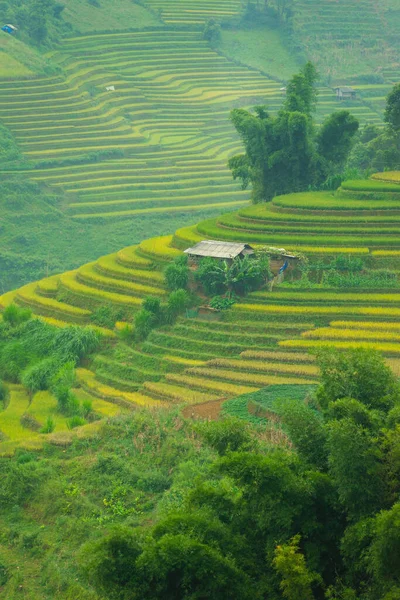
335,86,356,100
184,240,254,266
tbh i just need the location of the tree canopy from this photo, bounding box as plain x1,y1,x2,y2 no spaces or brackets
229,62,359,202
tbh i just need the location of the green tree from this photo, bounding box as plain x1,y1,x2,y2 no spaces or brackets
277,399,328,469
327,418,388,520
369,503,400,592
273,535,319,600
203,18,221,45
229,62,358,202
316,347,399,411
385,83,400,133
318,111,359,170
164,258,189,291
2,304,32,327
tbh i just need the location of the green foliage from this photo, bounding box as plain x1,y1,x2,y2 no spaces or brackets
90,305,124,329
196,417,253,455
327,418,388,520
0,124,22,166
67,415,86,429
229,62,359,202
164,258,189,291
166,289,190,319
385,83,400,133
40,416,55,434
209,295,236,310
53,326,100,363
134,308,157,342
195,254,271,297
2,304,32,327
273,534,320,600
0,0,69,46
0,379,8,405
316,347,399,410
318,111,359,170
369,503,400,591
21,357,60,394
203,18,221,45
276,399,327,469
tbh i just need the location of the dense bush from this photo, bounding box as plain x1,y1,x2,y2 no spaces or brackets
195,254,271,297
2,304,32,327
164,255,189,291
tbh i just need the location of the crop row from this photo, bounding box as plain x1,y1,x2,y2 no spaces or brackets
237,204,400,224
59,271,142,309
196,217,400,247
77,263,165,298
93,355,161,384
143,381,217,404
240,350,315,363
330,320,400,331
252,290,400,305
301,327,400,342
95,254,165,286
77,368,160,408
15,282,90,324
205,358,319,377
235,303,400,318
279,340,400,355
186,367,315,387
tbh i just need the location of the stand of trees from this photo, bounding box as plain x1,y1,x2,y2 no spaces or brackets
347,84,400,173
0,0,68,46
80,347,400,600
229,63,359,202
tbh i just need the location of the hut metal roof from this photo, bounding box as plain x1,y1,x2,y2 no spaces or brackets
184,240,254,259
335,86,355,93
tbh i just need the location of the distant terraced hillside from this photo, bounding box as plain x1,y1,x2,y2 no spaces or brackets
293,0,400,82
3,172,400,450
0,28,383,225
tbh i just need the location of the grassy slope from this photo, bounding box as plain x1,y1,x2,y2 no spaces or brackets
59,0,161,32
0,176,234,291
0,410,215,599
0,32,57,77
219,27,300,81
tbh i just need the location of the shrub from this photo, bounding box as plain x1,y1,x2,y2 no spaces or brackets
167,289,190,320
21,358,61,395
81,399,93,419
20,413,42,432
0,379,8,404
164,257,189,291
143,296,163,321
195,255,271,297
210,296,236,310
90,305,124,329
53,326,101,363
203,18,221,45
196,418,253,455
40,416,55,434
0,341,31,383
67,416,86,430
2,304,32,327
134,309,157,342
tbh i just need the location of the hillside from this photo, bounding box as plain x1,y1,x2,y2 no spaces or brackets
0,0,392,290
2,172,400,452
0,31,58,78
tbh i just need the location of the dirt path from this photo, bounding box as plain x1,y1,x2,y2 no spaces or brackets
182,398,226,420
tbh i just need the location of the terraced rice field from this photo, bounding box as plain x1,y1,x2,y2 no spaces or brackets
4,174,400,436
144,0,244,24
0,24,384,225
292,0,400,82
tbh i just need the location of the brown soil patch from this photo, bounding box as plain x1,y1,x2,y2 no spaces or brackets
182,398,226,421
